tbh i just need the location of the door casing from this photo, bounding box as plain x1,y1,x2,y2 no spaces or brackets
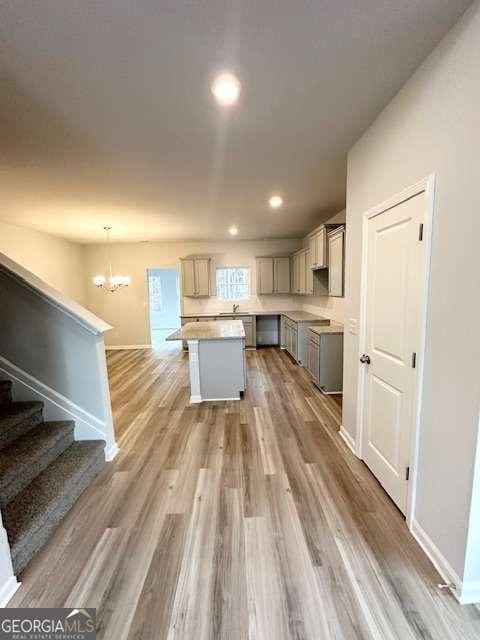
355,174,436,528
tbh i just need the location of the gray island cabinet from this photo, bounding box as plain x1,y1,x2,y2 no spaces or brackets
167,320,245,403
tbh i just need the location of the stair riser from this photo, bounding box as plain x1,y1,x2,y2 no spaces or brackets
0,410,43,451
0,432,75,508
11,451,105,575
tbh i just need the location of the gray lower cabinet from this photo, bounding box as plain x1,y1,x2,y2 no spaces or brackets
283,318,299,362
283,317,330,365
307,333,320,383
280,316,287,348
307,329,344,394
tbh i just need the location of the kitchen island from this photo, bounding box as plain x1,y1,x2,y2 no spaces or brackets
167,320,246,403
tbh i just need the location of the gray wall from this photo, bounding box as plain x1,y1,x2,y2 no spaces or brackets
344,1,480,583
0,270,107,420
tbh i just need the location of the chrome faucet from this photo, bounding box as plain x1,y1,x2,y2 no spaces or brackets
233,304,239,313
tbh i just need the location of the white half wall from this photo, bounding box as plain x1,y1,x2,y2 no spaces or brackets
343,0,480,589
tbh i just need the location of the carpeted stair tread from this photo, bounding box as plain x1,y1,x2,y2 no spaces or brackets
0,381,12,404
0,401,44,450
4,440,105,574
0,421,75,508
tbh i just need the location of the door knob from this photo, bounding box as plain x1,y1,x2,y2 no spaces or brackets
360,354,371,364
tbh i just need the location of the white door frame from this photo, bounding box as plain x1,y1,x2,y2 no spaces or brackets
355,174,436,527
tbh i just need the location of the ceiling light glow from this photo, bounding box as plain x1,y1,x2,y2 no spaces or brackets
269,195,283,209
212,73,241,107
229,225,239,236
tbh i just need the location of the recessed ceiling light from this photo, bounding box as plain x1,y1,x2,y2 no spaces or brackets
269,195,283,209
211,72,241,107
229,225,239,236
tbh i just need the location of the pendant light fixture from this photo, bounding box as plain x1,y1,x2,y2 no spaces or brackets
92,226,130,292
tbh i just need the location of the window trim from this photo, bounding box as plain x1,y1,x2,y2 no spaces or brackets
215,266,250,301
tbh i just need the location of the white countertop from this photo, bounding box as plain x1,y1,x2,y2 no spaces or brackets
309,322,344,335
180,310,329,323
167,320,246,341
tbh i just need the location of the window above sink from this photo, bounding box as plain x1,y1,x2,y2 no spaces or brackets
216,267,250,300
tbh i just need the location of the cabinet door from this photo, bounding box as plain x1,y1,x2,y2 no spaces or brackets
244,322,255,347
280,316,287,347
316,228,327,268
298,251,306,295
195,259,210,296
308,339,320,382
328,228,345,297
291,328,298,360
256,258,274,294
293,254,301,294
306,249,314,295
274,257,290,294
182,260,196,296
308,236,317,268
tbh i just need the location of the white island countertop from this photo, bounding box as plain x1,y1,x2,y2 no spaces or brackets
167,320,245,341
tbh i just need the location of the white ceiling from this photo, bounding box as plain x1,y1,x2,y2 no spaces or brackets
0,0,471,243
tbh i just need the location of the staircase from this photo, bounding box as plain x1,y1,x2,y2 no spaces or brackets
0,380,105,574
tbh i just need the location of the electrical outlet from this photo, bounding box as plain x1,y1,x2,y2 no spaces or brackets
349,318,358,335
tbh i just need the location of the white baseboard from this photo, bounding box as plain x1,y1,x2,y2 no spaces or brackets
105,344,151,351
190,395,202,404
0,576,20,607
105,442,120,462
410,519,462,600
339,425,357,455
0,356,117,450
411,519,479,603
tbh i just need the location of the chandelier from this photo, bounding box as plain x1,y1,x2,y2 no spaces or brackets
92,226,131,292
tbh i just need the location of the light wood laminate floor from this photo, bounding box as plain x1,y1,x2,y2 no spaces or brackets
10,345,480,639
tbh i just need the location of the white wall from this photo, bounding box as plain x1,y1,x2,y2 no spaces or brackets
84,238,303,347
0,221,87,304
344,0,480,595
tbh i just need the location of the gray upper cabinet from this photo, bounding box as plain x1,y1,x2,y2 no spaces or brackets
181,257,211,297
292,250,307,295
306,249,314,295
256,258,274,294
274,257,290,294
256,257,290,294
181,259,196,296
195,258,210,296
308,227,327,269
327,226,345,297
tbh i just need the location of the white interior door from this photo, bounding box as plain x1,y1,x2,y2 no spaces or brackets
361,192,426,513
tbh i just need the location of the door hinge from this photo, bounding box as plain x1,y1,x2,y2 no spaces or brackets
406,466,410,481
411,352,417,368
418,223,424,241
